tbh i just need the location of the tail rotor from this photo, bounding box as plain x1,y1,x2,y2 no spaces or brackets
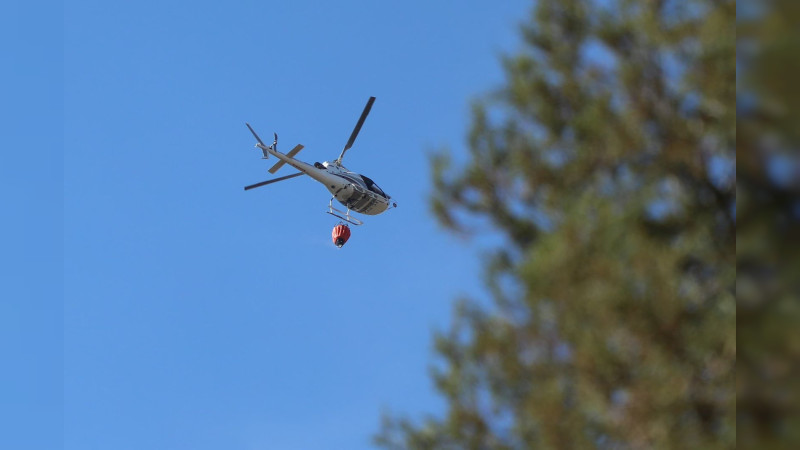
246,123,278,159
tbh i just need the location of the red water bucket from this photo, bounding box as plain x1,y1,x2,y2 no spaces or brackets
332,223,351,248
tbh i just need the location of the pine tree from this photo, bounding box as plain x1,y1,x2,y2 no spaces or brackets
376,0,735,448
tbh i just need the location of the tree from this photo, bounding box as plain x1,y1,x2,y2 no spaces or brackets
736,1,800,448
376,0,735,448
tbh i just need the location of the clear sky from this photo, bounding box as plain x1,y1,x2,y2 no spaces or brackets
4,1,528,449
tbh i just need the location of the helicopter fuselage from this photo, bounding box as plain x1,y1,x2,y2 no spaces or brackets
259,143,392,215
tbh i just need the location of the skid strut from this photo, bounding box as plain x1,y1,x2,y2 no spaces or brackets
327,197,363,226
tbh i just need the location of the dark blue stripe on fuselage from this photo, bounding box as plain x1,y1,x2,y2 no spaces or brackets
332,172,389,200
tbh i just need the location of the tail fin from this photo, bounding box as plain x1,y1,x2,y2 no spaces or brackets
245,123,277,158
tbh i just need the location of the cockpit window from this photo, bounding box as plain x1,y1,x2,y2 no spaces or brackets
360,174,386,197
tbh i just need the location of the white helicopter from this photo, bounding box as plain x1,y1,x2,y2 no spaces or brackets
244,96,396,226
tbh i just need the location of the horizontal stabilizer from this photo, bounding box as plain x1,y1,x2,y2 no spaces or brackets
268,144,304,174
244,172,305,191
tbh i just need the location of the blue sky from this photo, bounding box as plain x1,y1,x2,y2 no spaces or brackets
5,1,529,449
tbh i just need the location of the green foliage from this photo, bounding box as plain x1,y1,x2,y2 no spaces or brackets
377,0,736,448
736,1,800,448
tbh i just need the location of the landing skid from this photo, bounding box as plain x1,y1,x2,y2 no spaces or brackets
327,199,363,226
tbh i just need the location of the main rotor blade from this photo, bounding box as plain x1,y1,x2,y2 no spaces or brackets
244,172,305,191
338,96,376,162
245,123,266,147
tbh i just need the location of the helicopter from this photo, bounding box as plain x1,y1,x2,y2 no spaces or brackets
244,96,395,226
